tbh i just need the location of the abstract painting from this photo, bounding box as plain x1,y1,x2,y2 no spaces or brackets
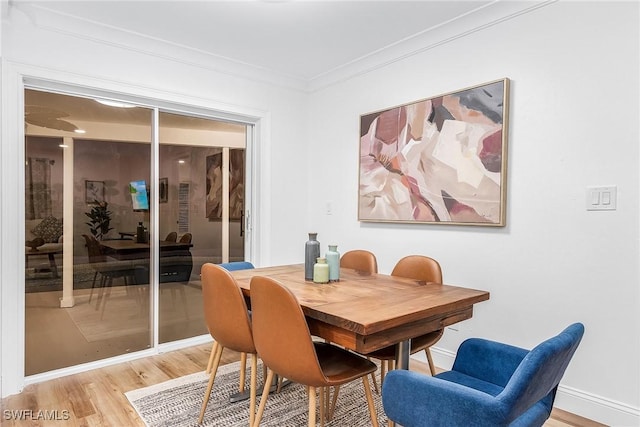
206,150,245,221
358,78,509,226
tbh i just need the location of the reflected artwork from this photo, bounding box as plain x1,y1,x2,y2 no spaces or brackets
358,78,509,226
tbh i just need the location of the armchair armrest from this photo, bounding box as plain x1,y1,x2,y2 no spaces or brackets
452,338,528,387
382,370,508,427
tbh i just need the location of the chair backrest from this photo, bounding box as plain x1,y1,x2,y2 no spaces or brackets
164,231,177,242
82,234,106,263
340,250,378,274
219,261,255,271
201,263,255,354
499,323,585,420
391,255,442,283
179,233,192,244
250,276,327,387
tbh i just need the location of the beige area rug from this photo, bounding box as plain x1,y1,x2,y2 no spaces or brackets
126,360,387,426
65,282,204,342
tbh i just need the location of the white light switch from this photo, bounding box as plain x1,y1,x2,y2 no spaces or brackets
586,186,617,211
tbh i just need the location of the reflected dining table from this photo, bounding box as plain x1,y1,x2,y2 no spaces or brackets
229,264,490,369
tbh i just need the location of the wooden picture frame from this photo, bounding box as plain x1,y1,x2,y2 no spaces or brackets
159,177,168,203
85,180,105,204
358,78,510,226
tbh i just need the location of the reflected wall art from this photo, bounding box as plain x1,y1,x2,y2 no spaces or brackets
358,78,510,226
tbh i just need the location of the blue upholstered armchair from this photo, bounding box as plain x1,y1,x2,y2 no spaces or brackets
382,323,584,427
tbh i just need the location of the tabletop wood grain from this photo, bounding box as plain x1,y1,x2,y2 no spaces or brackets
231,264,490,354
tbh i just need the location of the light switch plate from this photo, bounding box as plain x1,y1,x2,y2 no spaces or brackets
586,186,617,211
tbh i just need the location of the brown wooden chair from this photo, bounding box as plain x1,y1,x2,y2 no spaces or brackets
366,255,444,381
198,263,258,425
250,276,379,427
339,249,380,393
340,249,378,274
164,231,177,242
204,261,258,400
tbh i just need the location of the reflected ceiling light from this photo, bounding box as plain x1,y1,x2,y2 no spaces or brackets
59,144,69,148
74,129,86,134
178,160,185,164
95,99,137,108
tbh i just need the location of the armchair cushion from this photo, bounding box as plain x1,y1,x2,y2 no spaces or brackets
382,323,584,427
31,215,63,243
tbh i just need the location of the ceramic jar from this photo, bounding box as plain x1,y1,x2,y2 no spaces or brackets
305,233,320,281
313,257,329,284
326,244,340,282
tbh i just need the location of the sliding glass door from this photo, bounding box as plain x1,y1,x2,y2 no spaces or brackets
157,111,247,343
24,88,250,375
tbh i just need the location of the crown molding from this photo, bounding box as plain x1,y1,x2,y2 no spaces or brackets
307,1,556,92
11,1,555,94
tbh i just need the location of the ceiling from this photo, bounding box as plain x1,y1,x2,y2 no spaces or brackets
19,1,548,89
19,1,549,134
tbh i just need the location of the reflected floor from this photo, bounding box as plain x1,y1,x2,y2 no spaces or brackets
25,280,206,376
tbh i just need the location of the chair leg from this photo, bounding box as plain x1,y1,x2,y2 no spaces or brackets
88,271,99,303
308,386,317,427
362,375,379,427
425,348,437,376
206,341,218,374
319,386,325,427
252,368,274,427
370,371,379,394
239,352,247,393
380,360,387,386
367,357,380,394
95,274,107,309
328,384,340,420
249,353,257,427
99,276,113,320
198,343,224,424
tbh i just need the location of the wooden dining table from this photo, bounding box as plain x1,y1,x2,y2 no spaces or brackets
230,264,490,369
99,239,193,260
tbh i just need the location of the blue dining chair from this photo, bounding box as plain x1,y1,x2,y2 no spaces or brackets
382,323,584,427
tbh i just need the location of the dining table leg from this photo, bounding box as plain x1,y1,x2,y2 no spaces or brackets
391,339,411,427
394,339,411,370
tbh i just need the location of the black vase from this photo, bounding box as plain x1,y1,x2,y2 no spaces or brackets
305,233,320,281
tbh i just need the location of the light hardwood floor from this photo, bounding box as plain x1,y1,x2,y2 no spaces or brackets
1,343,605,427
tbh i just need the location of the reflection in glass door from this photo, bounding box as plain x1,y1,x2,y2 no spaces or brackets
24,89,153,375
158,111,247,343
23,89,251,376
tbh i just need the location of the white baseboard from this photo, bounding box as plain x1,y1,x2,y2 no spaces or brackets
414,347,640,426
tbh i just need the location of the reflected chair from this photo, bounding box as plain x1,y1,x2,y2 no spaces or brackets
250,276,379,427
340,249,378,274
179,232,192,244
198,263,258,425
164,231,177,242
382,323,585,427
82,234,133,309
205,261,256,394
365,255,444,384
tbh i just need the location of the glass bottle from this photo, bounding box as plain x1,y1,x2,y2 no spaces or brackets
136,222,146,243
305,233,320,281
313,257,329,284
326,244,340,282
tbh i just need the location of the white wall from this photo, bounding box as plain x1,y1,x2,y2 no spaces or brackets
307,2,639,425
1,1,638,425
0,3,309,397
